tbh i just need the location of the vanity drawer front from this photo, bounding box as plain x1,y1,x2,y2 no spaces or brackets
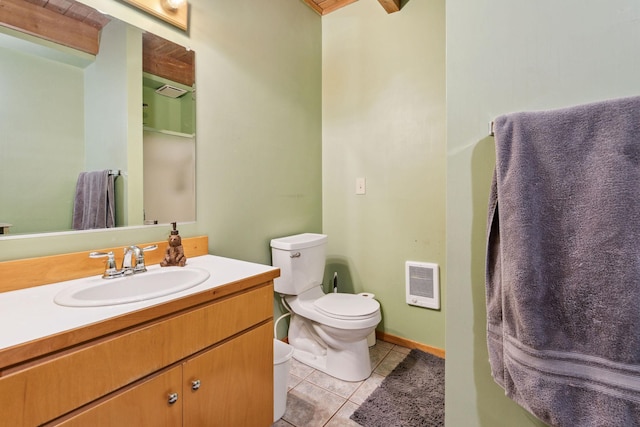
0,283,273,427
51,365,183,427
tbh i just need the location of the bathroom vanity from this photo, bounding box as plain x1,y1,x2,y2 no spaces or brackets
0,237,278,426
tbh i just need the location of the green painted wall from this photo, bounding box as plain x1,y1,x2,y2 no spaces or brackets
191,0,322,264
85,19,143,228
10,2,639,424
0,46,85,234
0,19,144,235
322,0,446,348
445,0,640,425
142,76,194,135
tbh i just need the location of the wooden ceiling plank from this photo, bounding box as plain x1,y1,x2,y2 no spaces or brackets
0,0,100,55
319,0,358,15
84,10,111,30
377,0,401,14
301,0,323,15
303,0,402,15
143,52,194,87
45,0,73,15
143,32,194,87
24,0,48,6
65,3,92,21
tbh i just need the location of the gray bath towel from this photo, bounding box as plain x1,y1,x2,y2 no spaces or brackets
486,96,640,427
72,170,115,230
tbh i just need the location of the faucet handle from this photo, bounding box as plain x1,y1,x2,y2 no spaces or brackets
133,245,158,273
90,251,120,279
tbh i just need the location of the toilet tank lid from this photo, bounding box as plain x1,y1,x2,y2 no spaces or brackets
270,233,327,250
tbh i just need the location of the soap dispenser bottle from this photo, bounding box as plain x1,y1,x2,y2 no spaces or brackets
160,222,187,267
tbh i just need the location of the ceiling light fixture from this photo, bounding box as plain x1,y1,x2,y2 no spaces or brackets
121,0,188,31
162,0,185,12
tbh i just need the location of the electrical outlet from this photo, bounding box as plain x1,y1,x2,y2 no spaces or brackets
356,177,366,195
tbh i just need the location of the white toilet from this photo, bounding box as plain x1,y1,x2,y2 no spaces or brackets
271,233,381,382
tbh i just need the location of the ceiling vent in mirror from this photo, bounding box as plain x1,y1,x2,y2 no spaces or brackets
155,84,187,98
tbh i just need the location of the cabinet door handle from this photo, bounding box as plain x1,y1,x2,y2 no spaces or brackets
191,379,201,390
168,393,179,404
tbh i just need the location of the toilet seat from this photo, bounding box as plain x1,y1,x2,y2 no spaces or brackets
285,286,381,330
313,293,380,320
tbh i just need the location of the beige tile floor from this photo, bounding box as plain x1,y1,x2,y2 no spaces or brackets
273,340,410,427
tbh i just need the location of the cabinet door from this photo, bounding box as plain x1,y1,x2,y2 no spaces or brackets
52,366,182,427
183,322,273,427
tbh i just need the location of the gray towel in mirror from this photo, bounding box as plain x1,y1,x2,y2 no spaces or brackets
72,170,115,230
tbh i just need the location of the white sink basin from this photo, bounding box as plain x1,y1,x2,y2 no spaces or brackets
54,267,210,307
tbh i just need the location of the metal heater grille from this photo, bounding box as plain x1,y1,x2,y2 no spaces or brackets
406,261,440,309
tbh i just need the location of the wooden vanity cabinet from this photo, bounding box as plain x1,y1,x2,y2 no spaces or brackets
182,322,273,426
54,323,273,427
0,280,275,427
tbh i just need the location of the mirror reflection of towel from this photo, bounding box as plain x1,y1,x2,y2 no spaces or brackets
72,170,115,230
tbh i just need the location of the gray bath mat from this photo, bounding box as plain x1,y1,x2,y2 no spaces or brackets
351,349,445,426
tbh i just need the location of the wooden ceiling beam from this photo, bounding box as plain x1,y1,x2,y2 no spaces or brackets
301,0,323,15
377,0,401,14
66,3,111,30
302,0,358,16
44,0,74,15
0,0,100,55
302,0,402,15
143,51,194,87
318,0,358,15
143,32,195,87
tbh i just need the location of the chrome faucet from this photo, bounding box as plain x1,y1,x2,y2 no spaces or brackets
90,244,158,279
122,245,158,274
121,246,138,275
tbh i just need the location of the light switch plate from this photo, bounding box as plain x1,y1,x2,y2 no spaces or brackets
356,177,366,195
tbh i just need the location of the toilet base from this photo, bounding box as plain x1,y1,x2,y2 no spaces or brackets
289,315,372,381
292,343,373,382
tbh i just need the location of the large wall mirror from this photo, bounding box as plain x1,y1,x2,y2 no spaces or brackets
0,0,195,237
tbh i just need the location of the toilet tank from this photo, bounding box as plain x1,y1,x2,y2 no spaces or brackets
270,233,327,295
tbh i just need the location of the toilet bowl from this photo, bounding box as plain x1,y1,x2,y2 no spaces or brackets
285,286,381,381
271,233,382,382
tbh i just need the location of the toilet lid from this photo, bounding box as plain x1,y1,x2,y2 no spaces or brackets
314,293,380,320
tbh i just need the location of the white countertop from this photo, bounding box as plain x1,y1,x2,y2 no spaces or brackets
0,255,278,351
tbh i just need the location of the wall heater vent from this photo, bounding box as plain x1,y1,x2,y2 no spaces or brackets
406,261,440,310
